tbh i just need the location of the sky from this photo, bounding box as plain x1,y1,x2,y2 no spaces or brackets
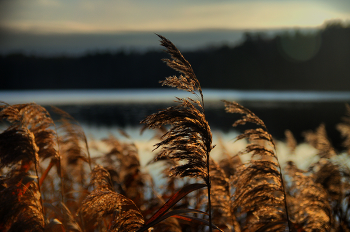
0,0,349,55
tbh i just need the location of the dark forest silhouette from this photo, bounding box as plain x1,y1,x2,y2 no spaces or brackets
1,21,349,90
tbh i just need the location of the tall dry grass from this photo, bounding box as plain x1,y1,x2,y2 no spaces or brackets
0,35,350,232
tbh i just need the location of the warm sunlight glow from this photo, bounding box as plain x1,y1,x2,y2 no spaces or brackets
1,1,349,33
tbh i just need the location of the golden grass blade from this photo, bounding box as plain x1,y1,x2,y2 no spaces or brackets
142,98,212,180
224,100,290,231
78,165,143,231
285,161,332,232
0,174,44,231
156,34,203,104
90,165,114,191
0,102,58,161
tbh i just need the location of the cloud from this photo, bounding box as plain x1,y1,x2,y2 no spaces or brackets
1,0,349,33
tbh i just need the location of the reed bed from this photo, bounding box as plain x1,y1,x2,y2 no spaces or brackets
1,35,350,232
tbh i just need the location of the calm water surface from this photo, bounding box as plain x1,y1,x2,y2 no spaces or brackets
1,89,350,146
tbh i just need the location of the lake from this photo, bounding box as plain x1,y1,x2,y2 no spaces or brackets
1,88,350,177
1,89,349,144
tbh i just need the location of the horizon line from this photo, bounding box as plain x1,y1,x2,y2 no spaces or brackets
0,25,325,35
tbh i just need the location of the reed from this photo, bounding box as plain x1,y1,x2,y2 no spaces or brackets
0,35,350,232
141,34,215,231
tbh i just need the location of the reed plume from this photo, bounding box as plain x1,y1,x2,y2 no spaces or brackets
52,106,92,212
0,173,44,231
143,99,212,179
306,109,350,230
313,159,342,204
284,129,297,154
0,102,59,231
209,158,241,232
285,161,332,232
141,34,216,231
0,102,58,179
99,134,145,208
0,102,58,162
157,34,203,103
78,165,144,231
0,126,39,169
303,123,336,158
53,106,91,169
224,100,291,231
90,164,114,191
308,155,350,230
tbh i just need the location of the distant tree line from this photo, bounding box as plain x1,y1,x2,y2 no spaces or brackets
1,21,350,90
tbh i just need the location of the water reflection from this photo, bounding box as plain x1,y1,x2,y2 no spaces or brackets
1,89,349,148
